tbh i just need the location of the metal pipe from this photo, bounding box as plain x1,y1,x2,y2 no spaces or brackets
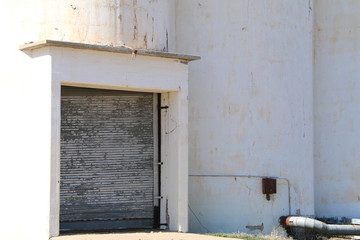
189,174,291,215
283,216,360,236
189,174,279,179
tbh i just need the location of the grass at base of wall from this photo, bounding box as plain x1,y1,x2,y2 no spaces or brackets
207,233,267,240
206,232,291,240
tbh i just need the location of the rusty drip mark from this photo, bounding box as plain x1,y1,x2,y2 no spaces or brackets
166,198,170,230
131,49,138,60
152,17,154,42
133,0,138,40
144,34,147,49
166,30,169,52
133,24,137,40
118,42,138,59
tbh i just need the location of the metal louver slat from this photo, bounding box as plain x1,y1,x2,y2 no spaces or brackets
60,86,155,231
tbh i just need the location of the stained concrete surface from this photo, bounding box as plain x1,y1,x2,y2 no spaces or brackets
51,232,239,240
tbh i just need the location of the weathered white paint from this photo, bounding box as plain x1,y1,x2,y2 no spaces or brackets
4,0,172,51
17,44,190,238
3,0,360,238
51,46,186,92
188,176,290,234
314,0,360,218
160,89,189,232
1,41,191,240
0,50,53,240
175,0,314,234
0,1,190,239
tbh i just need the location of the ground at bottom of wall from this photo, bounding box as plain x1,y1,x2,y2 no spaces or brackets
51,231,289,240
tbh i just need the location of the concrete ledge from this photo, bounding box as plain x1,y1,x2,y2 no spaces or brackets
19,40,200,62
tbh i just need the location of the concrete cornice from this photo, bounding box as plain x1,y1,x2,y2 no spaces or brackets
19,40,200,62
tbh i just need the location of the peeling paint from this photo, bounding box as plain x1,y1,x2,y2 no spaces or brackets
178,0,314,234
17,0,171,50
315,0,360,218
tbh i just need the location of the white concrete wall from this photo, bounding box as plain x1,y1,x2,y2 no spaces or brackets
0,0,186,238
8,43,190,239
175,0,315,234
160,89,189,232
314,0,360,218
0,2,53,239
6,0,360,237
51,46,190,233
0,51,53,240
4,0,173,51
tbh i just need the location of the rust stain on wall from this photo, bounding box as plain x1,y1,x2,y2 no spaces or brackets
133,0,138,40
143,33,147,48
166,198,170,229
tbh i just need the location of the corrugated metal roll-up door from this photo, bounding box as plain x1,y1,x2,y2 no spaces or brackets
60,86,156,232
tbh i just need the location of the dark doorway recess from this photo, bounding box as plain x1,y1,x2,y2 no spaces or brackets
60,86,158,232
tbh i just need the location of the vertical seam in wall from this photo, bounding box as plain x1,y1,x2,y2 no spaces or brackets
311,0,316,214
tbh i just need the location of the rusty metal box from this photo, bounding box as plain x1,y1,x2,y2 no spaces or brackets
262,178,277,194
